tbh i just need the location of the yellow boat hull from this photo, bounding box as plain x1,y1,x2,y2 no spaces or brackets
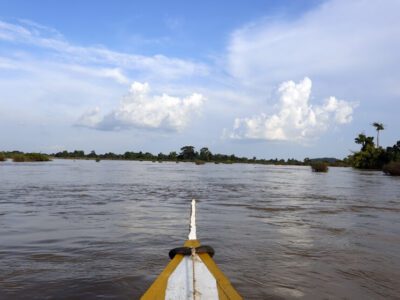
141,239,242,300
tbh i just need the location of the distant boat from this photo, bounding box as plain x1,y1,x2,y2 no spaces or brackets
141,199,242,299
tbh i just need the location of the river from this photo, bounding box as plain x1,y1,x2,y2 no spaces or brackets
0,159,399,299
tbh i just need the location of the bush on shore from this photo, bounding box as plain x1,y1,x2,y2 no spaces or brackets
12,153,51,162
13,154,26,162
0,152,6,161
382,161,400,176
311,162,329,172
26,153,51,161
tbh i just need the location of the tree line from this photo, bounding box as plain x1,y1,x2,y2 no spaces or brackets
48,146,342,166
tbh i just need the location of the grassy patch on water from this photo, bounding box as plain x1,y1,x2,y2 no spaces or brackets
311,162,329,172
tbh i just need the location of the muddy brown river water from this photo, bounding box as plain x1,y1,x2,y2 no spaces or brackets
0,159,399,299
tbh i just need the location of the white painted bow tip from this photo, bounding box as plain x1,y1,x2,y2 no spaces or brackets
188,199,197,240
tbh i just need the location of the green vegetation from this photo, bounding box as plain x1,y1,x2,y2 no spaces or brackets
311,162,329,172
346,122,400,175
25,153,51,161
49,146,345,166
348,133,386,169
0,151,51,162
15,153,51,162
12,154,27,162
199,147,212,161
346,134,399,170
382,162,400,176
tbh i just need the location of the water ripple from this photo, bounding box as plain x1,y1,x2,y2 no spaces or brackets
0,160,399,299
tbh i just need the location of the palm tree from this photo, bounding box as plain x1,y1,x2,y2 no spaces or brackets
199,147,212,161
372,122,384,147
179,146,196,160
355,133,367,151
355,133,374,151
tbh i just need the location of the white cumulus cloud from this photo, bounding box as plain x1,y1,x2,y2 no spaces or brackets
78,82,205,131
77,107,103,128
229,77,356,141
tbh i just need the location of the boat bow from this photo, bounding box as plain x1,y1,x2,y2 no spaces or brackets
141,199,242,300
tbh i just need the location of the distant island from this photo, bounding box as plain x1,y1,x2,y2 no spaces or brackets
0,146,346,167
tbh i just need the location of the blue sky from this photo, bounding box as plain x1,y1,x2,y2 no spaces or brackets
0,0,399,159
0,1,321,57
